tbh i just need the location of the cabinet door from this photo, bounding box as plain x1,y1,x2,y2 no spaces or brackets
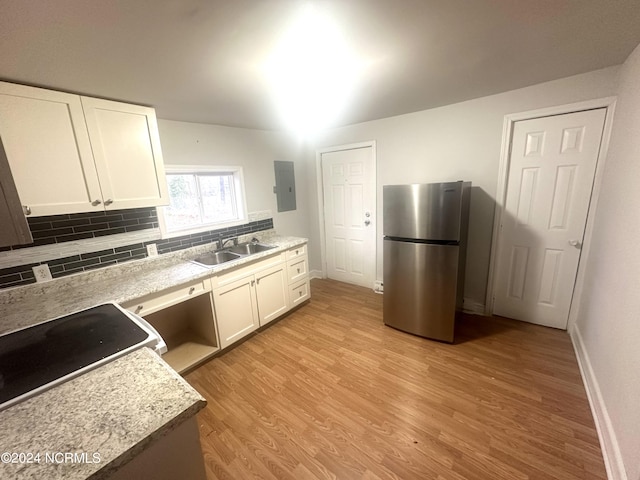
213,276,259,349
0,137,32,247
255,264,289,326
81,97,169,210
0,82,102,215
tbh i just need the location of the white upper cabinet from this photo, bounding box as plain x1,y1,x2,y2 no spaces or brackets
0,81,169,216
0,82,103,215
81,97,168,210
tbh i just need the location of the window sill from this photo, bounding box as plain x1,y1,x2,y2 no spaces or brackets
159,219,248,240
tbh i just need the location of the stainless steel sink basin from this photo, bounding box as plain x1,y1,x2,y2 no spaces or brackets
192,250,242,267
227,242,275,256
190,241,276,268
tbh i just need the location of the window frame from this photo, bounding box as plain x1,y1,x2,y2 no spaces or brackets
158,165,248,239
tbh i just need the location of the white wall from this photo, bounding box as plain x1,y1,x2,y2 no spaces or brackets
157,119,311,239
306,66,620,307
572,43,640,480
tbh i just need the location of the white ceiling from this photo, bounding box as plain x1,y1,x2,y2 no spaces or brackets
1,0,639,130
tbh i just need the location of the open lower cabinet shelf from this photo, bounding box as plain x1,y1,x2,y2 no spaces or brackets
162,330,219,374
141,292,219,374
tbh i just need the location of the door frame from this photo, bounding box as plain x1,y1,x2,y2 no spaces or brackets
315,141,377,285
485,97,617,330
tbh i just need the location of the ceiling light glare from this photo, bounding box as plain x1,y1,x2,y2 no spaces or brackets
267,5,358,136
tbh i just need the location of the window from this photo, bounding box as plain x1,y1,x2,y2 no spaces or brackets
158,166,247,238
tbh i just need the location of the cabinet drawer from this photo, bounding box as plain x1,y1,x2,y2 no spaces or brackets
287,256,308,284
210,251,285,289
289,279,310,307
286,243,307,260
122,279,208,317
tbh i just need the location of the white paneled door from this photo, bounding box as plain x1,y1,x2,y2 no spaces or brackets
321,146,376,288
493,108,606,329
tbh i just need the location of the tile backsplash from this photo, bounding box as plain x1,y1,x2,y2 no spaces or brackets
4,207,159,250
0,208,273,289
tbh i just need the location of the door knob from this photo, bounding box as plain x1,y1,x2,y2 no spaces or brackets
364,220,371,226
568,239,581,248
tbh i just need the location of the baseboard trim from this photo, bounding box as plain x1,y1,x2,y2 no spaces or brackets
570,325,627,480
309,270,323,280
462,298,487,315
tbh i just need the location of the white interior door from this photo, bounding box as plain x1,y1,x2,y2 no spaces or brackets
321,146,375,288
493,108,606,329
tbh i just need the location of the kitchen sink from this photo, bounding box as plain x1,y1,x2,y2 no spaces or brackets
192,250,242,267
190,241,277,268
227,242,276,256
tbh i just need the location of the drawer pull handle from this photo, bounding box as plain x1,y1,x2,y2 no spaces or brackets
23,205,31,215
295,250,299,255
257,278,260,285
299,290,303,297
251,280,255,287
189,287,195,294
92,199,102,206
297,268,301,273
135,305,143,313
104,198,113,206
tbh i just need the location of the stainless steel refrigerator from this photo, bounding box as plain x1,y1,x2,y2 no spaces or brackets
383,182,470,342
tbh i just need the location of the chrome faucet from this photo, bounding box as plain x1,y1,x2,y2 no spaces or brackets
216,235,238,249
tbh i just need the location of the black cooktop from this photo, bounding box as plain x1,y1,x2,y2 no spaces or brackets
0,304,149,407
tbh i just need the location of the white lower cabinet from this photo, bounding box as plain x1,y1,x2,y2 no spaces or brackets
212,244,310,350
255,264,289,325
286,246,310,309
213,263,289,349
212,275,259,350
119,244,311,372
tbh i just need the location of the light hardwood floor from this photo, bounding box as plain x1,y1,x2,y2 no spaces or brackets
185,279,606,480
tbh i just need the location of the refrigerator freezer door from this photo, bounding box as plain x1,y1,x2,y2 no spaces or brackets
383,238,459,342
383,182,463,241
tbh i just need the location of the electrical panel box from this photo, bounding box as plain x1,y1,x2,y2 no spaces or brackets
274,160,296,212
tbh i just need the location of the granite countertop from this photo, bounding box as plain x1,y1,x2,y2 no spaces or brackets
0,233,308,336
0,347,206,480
0,233,308,479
